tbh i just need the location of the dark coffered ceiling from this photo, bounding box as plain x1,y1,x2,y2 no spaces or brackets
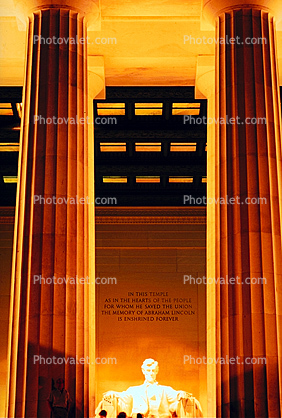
0,86,207,207
94,87,207,206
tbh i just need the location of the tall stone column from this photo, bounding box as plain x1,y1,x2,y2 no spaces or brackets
6,1,99,417
203,1,282,417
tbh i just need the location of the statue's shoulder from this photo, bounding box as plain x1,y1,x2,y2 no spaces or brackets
125,384,145,393
158,384,174,390
153,384,176,394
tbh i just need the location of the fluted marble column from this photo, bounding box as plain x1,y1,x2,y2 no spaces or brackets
6,1,99,417
203,1,282,417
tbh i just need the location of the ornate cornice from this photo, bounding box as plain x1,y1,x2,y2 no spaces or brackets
95,216,205,224
0,207,15,224
0,87,22,101
0,206,206,224
94,129,206,139
95,206,206,224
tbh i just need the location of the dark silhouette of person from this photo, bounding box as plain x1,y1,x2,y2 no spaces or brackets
47,378,70,418
117,412,127,418
99,410,108,418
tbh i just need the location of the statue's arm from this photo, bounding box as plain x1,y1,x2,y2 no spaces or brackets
176,390,193,401
103,389,133,406
164,386,193,403
102,389,133,416
103,390,122,399
168,389,203,418
103,389,132,399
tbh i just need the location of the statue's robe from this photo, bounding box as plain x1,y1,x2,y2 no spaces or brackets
95,382,203,418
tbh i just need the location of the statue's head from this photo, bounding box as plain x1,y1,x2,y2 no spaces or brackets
141,358,159,383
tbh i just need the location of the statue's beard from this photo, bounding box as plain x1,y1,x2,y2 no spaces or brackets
145,378,156,384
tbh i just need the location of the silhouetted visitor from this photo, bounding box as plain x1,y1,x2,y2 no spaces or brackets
99,410,108,418
117,412,127,418
137,413,143,418
47,378,70,418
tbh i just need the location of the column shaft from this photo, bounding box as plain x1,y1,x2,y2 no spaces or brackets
215,8,282,417
7,9,93,418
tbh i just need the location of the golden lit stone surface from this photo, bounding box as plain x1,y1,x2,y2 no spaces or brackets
1,0,282,417
211,6,282,418
6,4,97,418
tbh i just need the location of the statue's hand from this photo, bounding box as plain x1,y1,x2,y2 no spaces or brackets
177,391,193,400
103,391,119,400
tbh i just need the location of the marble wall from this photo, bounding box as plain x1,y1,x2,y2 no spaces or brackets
0,210,207,417
95,216,207,416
